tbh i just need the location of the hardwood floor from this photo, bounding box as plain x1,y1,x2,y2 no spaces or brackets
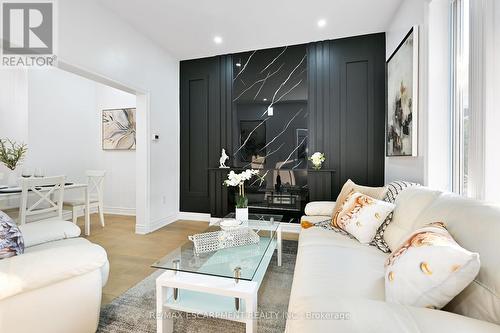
77,214,299,305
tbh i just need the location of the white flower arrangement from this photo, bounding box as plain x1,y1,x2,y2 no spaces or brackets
224,169,260,208
309,152,326,170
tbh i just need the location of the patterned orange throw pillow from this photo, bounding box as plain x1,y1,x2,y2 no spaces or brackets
332,191,395,243
332,179,387,227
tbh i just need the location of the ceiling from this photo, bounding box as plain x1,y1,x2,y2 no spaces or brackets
98,0,403,60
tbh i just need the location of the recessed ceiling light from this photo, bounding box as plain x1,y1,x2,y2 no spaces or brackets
263,98,268,101
235,62,241,67
317,19,326,28
214,36,223,44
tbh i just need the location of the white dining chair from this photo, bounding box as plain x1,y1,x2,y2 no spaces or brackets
18,175,67,225
64,170,106,227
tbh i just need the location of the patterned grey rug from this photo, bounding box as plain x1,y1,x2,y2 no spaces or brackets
98,240,298,333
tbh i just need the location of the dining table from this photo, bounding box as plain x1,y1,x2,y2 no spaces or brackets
0,182,92,235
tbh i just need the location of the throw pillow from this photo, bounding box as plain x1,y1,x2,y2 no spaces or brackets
0,210,24,259
371,181,420,253
384,222,480,309
332,179,387,227
333,192,395,244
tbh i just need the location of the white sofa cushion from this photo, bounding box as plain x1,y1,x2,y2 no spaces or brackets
0,243,107,300
384,187,500,325
385,222,480,309
286,295,500,333
23,237,110,287
304,201,336,216
290,228,387,304
384,187,442,250
19,220,81,248
410,192,500,325
288,227,500,333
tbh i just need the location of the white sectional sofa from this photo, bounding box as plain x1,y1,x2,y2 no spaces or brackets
0,220,109,333
286,187,500,332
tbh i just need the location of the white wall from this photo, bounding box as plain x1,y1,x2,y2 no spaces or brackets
25,68,136,214
57,0,179,233
385,0,428,184
95,83,137,213
385,0,451,190
426,0,452,191
0,68,28,183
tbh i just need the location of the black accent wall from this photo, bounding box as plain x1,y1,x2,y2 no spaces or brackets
180,56,232,213
308,34,386,199
180,33,386,216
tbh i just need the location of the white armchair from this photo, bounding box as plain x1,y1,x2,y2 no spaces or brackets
0,220,109,333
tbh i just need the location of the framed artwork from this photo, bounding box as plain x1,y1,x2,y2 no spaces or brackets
102,108,136,150
386,26,419,157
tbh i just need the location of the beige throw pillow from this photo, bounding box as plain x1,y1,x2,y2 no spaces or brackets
332,179,387,227
335,192,395,243
384,222,480,309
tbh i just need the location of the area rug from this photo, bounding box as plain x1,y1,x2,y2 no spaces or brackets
98,240,298,333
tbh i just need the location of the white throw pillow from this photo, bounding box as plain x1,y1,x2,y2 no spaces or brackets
384,222,480,309
333,191,395,244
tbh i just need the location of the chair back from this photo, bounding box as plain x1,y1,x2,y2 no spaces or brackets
18,175,65,225
86,170,105,203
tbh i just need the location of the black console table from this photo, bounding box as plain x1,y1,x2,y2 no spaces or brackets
307,169,337,201
208,167,336,222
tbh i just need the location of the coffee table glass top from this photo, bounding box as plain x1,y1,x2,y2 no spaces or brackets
152,220,279,281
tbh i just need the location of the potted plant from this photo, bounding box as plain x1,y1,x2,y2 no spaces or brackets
224,169,259,222
309,152,326,170
0,138,28,187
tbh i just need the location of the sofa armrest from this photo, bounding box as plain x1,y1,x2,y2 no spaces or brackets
19,220,81,248
304,201,336,216
0,243,107,301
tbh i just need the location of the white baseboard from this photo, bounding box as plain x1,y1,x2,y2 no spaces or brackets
135,224,148,234
147,213,179,233
103,206,136,216
135,214,178,234
177,211,211,222
72,206,136,217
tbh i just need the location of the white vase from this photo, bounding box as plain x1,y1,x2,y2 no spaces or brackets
235,207,249,223
6,169,19,187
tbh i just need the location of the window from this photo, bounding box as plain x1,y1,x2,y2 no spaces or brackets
451,0,472,197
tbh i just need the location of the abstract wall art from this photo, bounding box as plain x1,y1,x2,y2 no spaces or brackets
386,26,419,157
102,108,136,150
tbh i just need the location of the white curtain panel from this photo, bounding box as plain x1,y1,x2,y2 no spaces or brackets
467,0,499,202
483,0,500,204
467,0,487,200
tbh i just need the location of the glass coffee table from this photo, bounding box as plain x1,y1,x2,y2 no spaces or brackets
153,217,282,333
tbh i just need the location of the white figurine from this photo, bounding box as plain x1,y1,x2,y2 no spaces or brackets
219,149,229,168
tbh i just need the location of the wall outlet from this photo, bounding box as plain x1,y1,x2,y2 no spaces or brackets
162,196,166,204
